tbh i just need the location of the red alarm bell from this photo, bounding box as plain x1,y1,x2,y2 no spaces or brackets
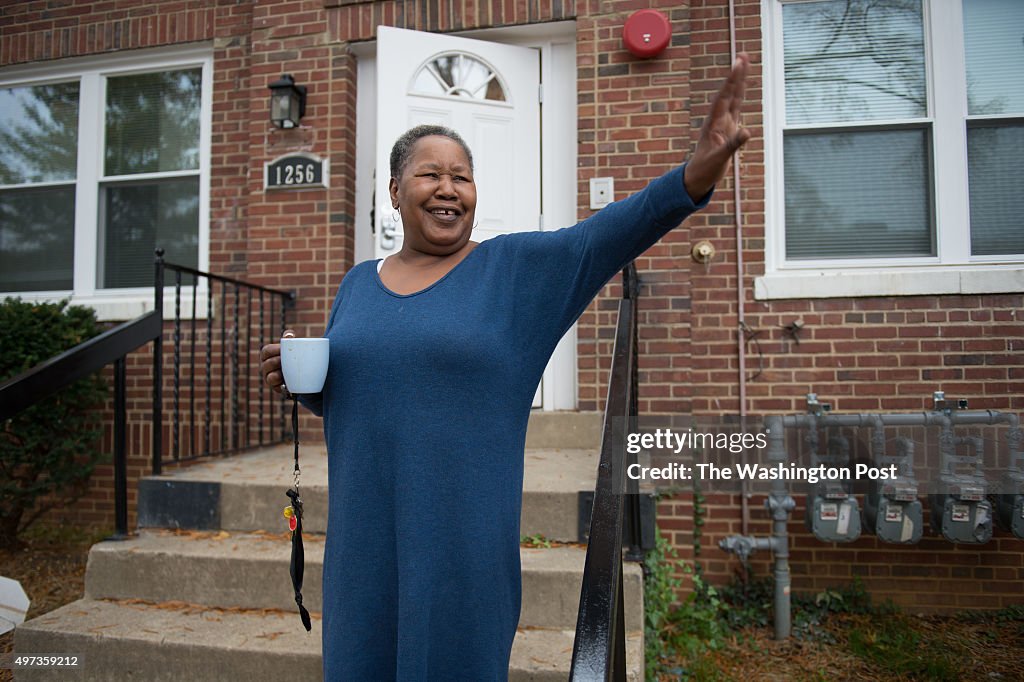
622,10,671,59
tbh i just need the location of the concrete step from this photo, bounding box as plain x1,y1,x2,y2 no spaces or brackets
84,529,327,613
14,599,642,681
14,598,320,682
83,530,643,632
520,545,643,633
522,447,599,542
524,411,602,450
137,444,332,534
510,627,643,682
139,443,600,543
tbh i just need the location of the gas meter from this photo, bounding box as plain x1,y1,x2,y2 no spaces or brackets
864,436,922,544
929,433,992,544
805,432,861,543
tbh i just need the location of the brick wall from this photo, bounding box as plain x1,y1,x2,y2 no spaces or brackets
3,0,1021,611
575,1,697,415
676,0,1024,611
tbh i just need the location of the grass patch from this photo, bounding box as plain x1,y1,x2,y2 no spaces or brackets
519,533,553,548
19,522,111,547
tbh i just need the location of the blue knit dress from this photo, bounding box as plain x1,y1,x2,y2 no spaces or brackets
299,165,707,680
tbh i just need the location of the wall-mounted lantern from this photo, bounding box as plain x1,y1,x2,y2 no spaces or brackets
268,74,307,129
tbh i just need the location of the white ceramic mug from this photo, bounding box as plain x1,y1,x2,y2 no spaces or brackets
280,337,329,394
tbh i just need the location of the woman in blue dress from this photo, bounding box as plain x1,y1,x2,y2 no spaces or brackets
261,54,750,681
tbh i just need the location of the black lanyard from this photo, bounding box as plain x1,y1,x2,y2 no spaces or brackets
287,396,312,632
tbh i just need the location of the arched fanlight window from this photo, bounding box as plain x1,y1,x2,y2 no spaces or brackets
411,53,508,102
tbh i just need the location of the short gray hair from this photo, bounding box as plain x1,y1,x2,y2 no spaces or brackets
389,124,474,180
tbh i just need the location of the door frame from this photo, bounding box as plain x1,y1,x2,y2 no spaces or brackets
351,21,578,410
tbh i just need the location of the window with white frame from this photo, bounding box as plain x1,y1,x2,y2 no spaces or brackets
0,47,210,309
761,0,1023,297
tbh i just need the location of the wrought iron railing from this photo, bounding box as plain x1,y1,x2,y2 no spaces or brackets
569,262,653,681
0,310,162,540
152,249,294,473
0,251,294,538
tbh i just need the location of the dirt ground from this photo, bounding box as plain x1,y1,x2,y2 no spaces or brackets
0,526,101,682
671,615,1024,681
1,526,1022,681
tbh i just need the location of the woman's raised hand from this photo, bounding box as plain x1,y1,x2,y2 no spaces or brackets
260,329,295,394
683,53,751,201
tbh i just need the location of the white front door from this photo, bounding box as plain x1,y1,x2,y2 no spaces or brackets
375,26,540,257
375,26,544,406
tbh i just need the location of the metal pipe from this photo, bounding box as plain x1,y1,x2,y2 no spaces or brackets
951,410,1019,426
783,412,960,429
765,415,794,639
720,415,794,639
953,435,985,476
940,418,956,474
951,412,1024,465
767,489,794,639
895,437,916,477
727,0,750,536
870,414,886,463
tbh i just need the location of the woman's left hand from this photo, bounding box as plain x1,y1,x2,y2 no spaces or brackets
683,53,751,200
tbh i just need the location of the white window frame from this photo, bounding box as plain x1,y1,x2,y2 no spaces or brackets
757,0,1024,300
0,44,212,320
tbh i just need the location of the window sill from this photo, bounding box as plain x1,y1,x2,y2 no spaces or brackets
753,266,1024,300
4,291,210,323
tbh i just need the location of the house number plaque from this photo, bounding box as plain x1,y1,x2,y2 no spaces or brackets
265,153,329,190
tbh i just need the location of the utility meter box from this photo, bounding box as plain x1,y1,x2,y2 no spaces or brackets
929,474,992,544
864,436,923,544
930,434,992,544
805,433,861,543
807,492,862,543
866,480,923,544
995,471,1024,539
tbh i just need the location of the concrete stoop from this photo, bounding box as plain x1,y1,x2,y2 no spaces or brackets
15,412,645,680
14,599,321,682
15,599,642,681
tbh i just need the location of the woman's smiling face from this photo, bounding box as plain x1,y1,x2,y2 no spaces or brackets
390,135,478,256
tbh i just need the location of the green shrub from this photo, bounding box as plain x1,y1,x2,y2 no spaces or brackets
671,565,730,656
644,530,734,680
0,298,108,548
644,528,684,680
717,568,772,630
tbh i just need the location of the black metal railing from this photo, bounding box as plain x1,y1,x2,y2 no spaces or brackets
0,311,162,539
0,251,294,538
569,262,652,681
153,249,294,474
